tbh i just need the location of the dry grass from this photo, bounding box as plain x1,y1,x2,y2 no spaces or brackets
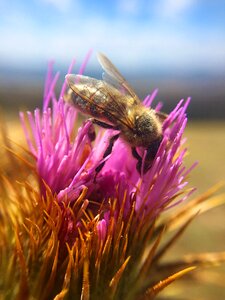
185,121,225,194
162,121,225,299
1,114,225,299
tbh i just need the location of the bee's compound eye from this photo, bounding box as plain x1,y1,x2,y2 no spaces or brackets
137,157,152,174
136,160,142,173
146,137,163,161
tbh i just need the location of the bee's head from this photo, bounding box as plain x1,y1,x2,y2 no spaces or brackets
133,109,162,147
136,136,163,174
146,136,163,161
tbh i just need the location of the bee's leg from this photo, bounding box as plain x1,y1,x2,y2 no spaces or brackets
91,119,118,130
87,119,119,142
131,147,142,173
87,122,96,141
95,133,120,175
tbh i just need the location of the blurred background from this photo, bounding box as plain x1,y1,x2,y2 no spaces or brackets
0,0,225,118
0,0,225,299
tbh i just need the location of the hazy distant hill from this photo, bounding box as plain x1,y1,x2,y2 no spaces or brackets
0,66,224,119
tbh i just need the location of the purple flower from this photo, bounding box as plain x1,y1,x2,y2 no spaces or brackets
20,55,196,243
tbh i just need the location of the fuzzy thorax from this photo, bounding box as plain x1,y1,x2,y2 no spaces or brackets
120,106,162,148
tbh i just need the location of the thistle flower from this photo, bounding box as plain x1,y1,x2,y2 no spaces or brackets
20,57,195,229
18,54,196,295
1,54,225,300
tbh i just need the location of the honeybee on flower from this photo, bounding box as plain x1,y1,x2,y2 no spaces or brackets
66,53,167,174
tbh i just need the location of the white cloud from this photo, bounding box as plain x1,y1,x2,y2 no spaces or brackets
0,14,225,72
118,0,141,14
156,0,195,18
39,0,73,12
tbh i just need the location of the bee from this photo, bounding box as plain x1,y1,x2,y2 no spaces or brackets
65,53,167,174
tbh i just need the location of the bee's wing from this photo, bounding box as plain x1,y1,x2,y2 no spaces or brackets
66,74,134,129
66,74,99,101
97,53,141,105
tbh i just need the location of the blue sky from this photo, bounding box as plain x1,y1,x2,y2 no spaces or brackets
0,0,225,73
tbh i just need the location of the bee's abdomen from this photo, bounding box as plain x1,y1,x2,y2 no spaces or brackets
69,91,103,118
68,89,117,124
